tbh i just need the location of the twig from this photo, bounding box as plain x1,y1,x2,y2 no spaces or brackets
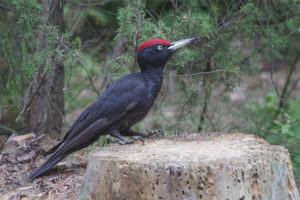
66,0,112,7
175,104,187,136
287,77,300,98
0,104,17,110
16,71,47,122
131,0,142,73
0,3,14,11
145,9,157,22
44,24,100,96
270,47,280,98
217,17,237,32
170,0,177,10
273,53,300,120
164,69,225,78
205,112,217,132
46,89,65,119
197,58,212,131
0,104,17,121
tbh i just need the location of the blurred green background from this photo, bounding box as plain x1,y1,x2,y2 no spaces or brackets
0,0,299,185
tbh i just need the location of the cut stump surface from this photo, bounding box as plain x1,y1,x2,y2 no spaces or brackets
80,133,299,200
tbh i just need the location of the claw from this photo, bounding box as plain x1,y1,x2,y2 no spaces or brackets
133,136,144,144
153,129,164,137
113,136,144,145
147,129,164,138
112,139,120,145
113,138,133,145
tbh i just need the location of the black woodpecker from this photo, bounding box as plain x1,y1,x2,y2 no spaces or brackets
27,37,197,181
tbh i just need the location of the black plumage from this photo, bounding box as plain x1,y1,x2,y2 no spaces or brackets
27,38,197,181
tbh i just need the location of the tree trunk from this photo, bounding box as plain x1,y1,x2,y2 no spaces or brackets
80,133,299,200
27,0,65,138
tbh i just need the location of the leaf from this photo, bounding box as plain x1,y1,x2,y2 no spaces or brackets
0,124,13,132
281,124,290,134
290,99,300,120
286,19,296,31
266,134,281,144
293,156,300,163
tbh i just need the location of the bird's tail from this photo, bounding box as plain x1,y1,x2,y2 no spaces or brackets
27,145,67,181
44,141,63,156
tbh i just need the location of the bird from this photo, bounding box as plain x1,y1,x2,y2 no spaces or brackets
27,37,197,181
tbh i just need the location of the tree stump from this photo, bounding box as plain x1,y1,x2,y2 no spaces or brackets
80,133,299,200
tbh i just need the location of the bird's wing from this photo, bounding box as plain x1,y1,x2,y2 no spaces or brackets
28,74,147,180
44,109,100,155
55,74,145,152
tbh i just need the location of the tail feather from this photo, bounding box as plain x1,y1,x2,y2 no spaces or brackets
27,151,67,181
44,141,63,156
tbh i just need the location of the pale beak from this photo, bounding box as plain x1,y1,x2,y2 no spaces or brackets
168,37,197,52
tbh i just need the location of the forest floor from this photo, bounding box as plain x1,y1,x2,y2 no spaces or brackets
0,134,90,199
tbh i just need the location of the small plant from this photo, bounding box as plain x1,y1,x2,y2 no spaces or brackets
245,94,300,182
270,98,300,181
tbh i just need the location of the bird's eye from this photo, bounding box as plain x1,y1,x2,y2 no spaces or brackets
157,45,163,51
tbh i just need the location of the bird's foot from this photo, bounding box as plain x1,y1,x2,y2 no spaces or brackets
152,129,164,137
133,136,145,144
143,129,164,138
113,136,144,145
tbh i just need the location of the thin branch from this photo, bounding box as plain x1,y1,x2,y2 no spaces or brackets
16,71,47,122
0,3,14,11
44,24,100,96
165,36,262,79
145,9,157,22
164,69,225,78
170,0,178,10
67,0,112,7
270,47,281,98
287,77,300,98
46,89,65,119
217,17,238,32
273,53,300,120
0,104,17,109
205,112,217,132
197,58,212,132
0,104,18,120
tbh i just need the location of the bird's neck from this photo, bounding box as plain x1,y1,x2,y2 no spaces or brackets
142,65,163,75
141,66,164,99
142,66,164,82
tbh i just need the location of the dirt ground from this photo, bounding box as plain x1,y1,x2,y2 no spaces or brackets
0,134,90,200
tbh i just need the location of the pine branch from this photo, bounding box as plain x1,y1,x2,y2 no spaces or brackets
164,69,225,78
0,3,14,11
66,0,112,7
44,24,100,96
131,0,142,73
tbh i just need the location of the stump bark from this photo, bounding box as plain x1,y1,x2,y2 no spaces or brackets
80,133,299,200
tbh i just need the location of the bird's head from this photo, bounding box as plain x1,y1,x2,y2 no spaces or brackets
137,38,197,72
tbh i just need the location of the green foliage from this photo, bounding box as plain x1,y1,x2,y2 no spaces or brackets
112,0,275,132
104,53,132,82
0,0,80,130
12,0,42,26
244,93,279,134
270,99,300,181
243,94,300,182
11,0,43,80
